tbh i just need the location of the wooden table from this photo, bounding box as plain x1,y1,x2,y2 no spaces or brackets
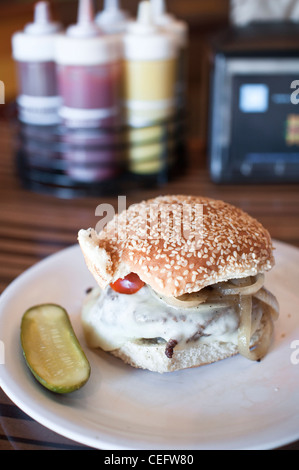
0,117,298,450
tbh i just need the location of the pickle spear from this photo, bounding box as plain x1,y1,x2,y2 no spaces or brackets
20,304,91,393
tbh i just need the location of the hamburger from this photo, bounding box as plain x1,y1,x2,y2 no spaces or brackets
78,195,279,373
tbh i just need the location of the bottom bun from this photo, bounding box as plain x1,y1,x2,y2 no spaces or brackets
109,315,271,373
111,340,239,374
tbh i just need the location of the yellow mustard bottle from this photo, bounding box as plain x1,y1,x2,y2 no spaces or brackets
122,0,178,175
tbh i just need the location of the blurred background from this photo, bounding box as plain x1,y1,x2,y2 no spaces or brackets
0,0,230,143
2,0,299,189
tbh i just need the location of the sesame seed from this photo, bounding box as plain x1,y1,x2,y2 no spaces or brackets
92,194,274,297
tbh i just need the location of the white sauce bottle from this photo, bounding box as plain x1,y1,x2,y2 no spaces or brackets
55,0,123,129
12,1,62,125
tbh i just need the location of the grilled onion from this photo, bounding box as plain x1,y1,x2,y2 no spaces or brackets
238,298,273,361
253,287,279,320
151,288,209,308
215,274,265,296
238,295,253,359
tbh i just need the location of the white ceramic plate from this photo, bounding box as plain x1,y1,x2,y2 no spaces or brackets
0,240,299,450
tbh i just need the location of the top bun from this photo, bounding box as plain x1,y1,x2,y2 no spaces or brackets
78,195,274,297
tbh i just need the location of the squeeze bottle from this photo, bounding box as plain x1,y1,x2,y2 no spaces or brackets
12,1,62,125
55,0,123,128
122,1,178,175
123,0,177,126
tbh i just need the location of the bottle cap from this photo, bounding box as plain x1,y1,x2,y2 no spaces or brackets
24,1,61,35
55,0,122,65
12,1,62,61
150,0,188,47
124,1,177,60
151,0,175,25
66,0,101,38
127,0,157,35
95,0,131,34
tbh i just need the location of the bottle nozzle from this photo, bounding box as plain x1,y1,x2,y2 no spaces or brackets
34,1,52,24
137,1,154,25
96,0,130,33
126,1,157,35
24,1,62,35
67,0,101,37
151,0,166,18
150,0,175,25
104,0,120,11
77,0,94,25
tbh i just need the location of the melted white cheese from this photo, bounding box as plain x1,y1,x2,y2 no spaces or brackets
82,285,243,351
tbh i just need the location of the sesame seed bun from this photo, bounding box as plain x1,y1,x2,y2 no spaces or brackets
78,195,274,297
